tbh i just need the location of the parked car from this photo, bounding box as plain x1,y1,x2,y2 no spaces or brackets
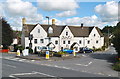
61,48,73,54
78,47,93,53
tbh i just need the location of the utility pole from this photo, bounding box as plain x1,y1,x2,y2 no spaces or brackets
108,28,110,47
46,16,50,44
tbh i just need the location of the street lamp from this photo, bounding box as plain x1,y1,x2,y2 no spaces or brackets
46,16,50,46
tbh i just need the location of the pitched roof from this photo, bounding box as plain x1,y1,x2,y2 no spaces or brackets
68,26,94,37
23,24,103,37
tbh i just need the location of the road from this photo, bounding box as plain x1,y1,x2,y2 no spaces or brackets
1,47,119,79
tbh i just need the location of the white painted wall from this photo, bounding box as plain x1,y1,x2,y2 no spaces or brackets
59,26,74,50
22,25,104,52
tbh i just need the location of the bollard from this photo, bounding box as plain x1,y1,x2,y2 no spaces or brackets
16,50,20,56
73,52,76,57
46,51,49,59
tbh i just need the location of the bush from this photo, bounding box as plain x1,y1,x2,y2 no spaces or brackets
17,46,24,53
29,48,33,54
112,62,120,71
54,51,67,57
101,46,107,50
94,48,102,51
2,45,8,49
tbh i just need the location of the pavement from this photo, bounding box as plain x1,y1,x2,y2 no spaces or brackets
16,53,82,61
1,46,119,79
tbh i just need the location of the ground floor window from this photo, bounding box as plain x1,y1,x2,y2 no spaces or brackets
34,39,37,44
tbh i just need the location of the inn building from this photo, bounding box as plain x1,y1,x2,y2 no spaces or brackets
21,18,104,52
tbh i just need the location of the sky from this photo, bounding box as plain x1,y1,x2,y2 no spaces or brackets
0,0,119,30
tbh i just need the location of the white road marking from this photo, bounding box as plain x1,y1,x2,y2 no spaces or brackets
82,55,87,57
31,60,35,61
32,71,56,77
3,64,16,68
18,59,26,61
9,71,56,78
76,61,92,67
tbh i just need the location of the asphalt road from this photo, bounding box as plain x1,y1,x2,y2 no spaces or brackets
1,47,119,79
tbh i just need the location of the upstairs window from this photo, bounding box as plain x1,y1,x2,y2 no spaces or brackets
40,39,44,43
55,40,58,44
94,34,96,37
68,41,70,44
63,41,65,44
96,40,98,44
48,27,53,34
79,40,81,44
34,39,37,44
38,29,40,33
88,40,90,44
66,32,68,36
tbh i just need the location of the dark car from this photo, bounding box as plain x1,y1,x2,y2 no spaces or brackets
79,47,93,53
62,48,73,54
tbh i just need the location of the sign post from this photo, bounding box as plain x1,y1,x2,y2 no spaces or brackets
73,49,76,57
46,51,49,59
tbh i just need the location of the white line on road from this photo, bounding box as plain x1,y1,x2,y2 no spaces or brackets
76,61,92,67
18,59,26,61
3,64,16,68
9,71,56,78
32,71,56,77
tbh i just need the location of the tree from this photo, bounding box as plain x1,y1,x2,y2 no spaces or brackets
1,18,13,48
112,22,120,58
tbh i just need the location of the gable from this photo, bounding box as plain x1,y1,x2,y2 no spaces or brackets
60,26,74,38
30,24,47,38
89,27,102,37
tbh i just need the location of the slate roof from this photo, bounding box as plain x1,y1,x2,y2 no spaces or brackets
23,24,103,37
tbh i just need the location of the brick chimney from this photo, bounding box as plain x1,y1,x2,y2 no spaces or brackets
22,18,26,26
81,23,83,29
52,19,55,25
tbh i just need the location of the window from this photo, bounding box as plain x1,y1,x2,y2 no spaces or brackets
55,40,58,44
96,40,98,43
68,41,70,44
48,27,53,34
40,39,44,43
66,32,68,36
38,29,40,33
88,40,90,44
34,39,37,44
94,34,96,37
79,40,81,44
63,41,65,44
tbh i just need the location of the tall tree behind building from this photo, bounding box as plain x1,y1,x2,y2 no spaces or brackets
1,18,13,48
112,22,120,58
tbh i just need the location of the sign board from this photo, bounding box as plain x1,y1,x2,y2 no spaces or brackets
46,51,49,59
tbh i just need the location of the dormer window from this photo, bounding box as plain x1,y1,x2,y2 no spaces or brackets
48,27,53,34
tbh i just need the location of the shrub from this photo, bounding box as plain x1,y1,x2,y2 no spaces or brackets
29,48,33,54
101,46,107,50
112,62,120,71
94,48,102,51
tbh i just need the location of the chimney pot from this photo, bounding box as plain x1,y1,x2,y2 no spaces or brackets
52,19,55,25
22,18,26,25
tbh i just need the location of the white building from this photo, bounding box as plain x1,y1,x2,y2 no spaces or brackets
21,18,104,52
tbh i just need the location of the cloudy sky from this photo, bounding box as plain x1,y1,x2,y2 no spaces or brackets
0,0,119,30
